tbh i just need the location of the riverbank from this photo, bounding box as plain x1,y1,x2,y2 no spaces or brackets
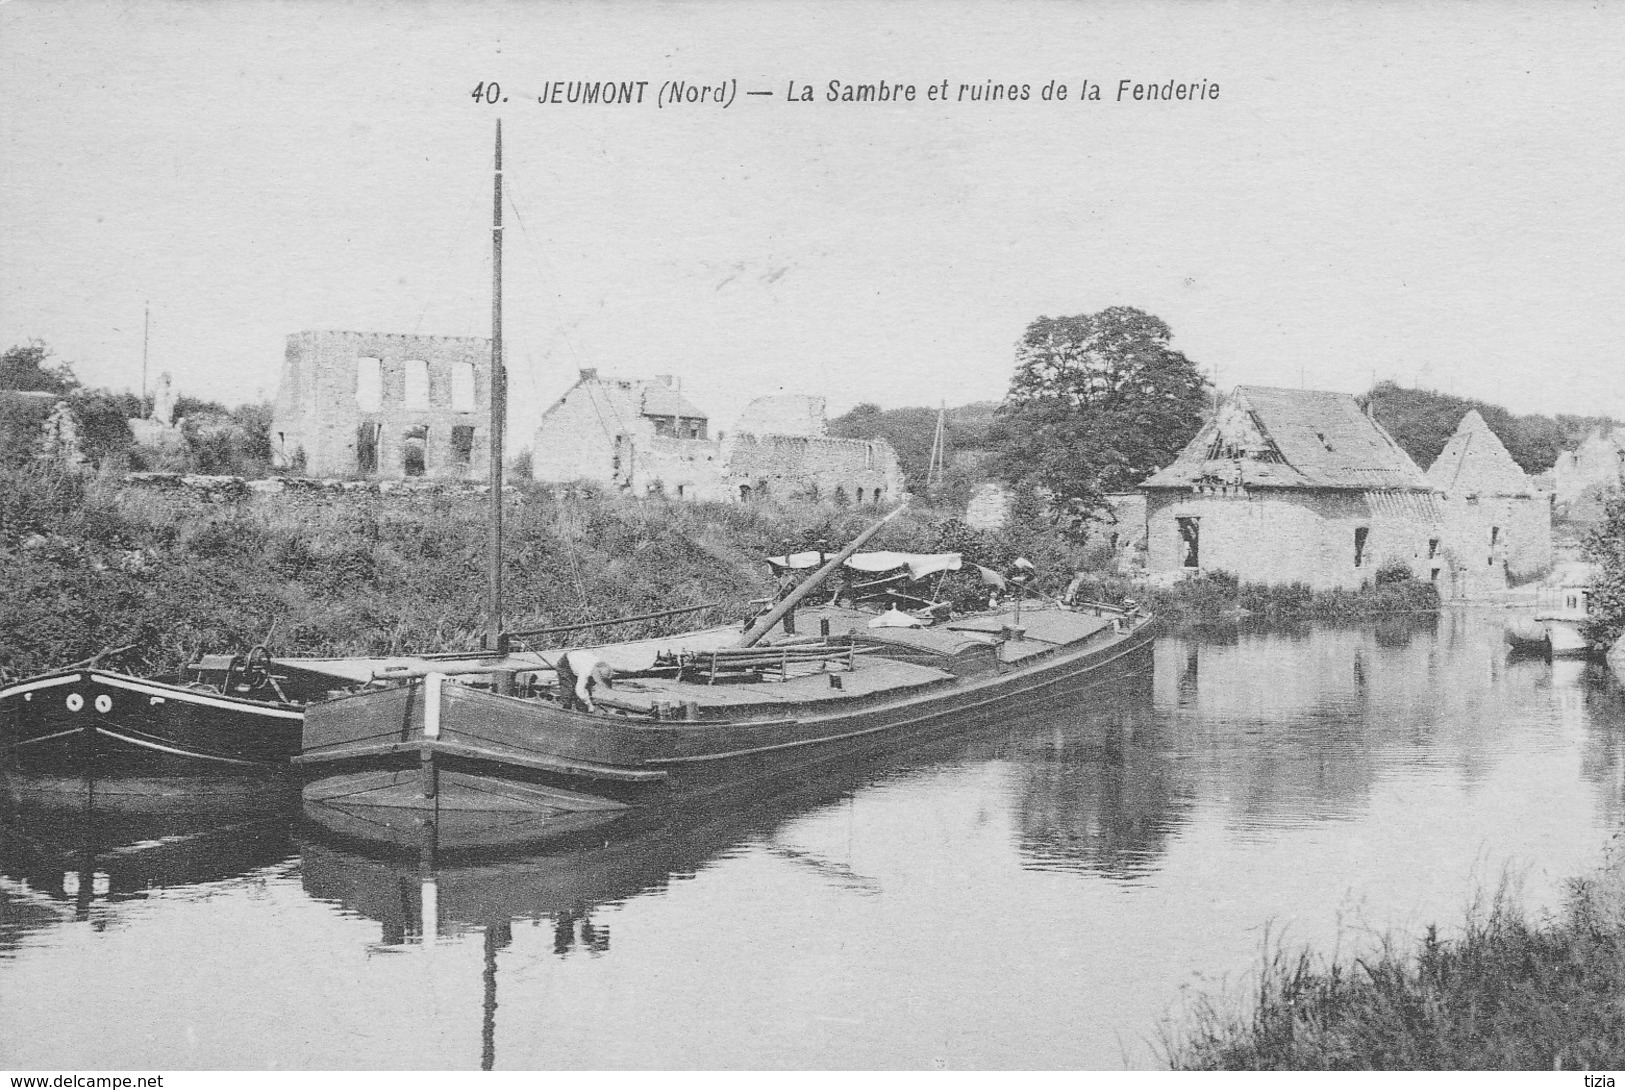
1166,852,1625,1070
0,467,1066,679
1068,567,1441,625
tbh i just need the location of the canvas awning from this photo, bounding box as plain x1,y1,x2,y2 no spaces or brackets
766,551,963,580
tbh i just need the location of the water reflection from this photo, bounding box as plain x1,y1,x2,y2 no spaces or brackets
0,772,296,950
1008,669,1188,879
4,616,1625,1069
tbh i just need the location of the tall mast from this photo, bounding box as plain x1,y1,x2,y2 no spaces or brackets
141,302,149,408
926,401,946,493
488,119,506,653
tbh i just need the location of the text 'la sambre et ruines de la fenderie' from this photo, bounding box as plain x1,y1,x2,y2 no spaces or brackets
489,78,1221,110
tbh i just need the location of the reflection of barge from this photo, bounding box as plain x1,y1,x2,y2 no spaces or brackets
0,770,297,918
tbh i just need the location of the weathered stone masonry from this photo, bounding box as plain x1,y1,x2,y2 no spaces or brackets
270,331,493,480
531,371,904,504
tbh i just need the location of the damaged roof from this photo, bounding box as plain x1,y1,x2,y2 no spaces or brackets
639,381,708,421
1142,385,1430,491
1425,409,1535,496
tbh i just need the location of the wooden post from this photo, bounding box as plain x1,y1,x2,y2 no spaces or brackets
419,673,443,802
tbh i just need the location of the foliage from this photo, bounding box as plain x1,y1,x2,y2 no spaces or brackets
1166,868,1625,1070
0,469,1066,680
1374,557,1414,586
0,341,78,396
67,388,142,467
826,400,997,507
988,306,1209,519
1360,380,1620,475
1582,489,1625,648
1145,571,1440,623
0,393,58,468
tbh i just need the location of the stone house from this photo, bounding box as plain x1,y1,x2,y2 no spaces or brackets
530,369,721,499
269,331,493,480
531,371,903,505
1426,409,1553,596
1140,386,1440,590
1553,428,1624,515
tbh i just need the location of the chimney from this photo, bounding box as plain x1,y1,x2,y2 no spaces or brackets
655,374,674,388
579,368,598,382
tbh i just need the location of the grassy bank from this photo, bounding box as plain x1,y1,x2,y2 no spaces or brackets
1166,860,1625,1070
0,467,1082,680
1068,568,1441,625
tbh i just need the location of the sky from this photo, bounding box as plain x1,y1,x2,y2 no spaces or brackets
4,0,1624,445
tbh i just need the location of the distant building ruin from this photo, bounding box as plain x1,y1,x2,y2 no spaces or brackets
1553,428,1624,515
127,372,186,456
531,371,903,505
734,394,827,437
1136,387,1554,597
1425,409,1552,596
269,331,493,480
1140,386,1441,591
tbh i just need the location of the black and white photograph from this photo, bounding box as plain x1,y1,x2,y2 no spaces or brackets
4,0,1625,1076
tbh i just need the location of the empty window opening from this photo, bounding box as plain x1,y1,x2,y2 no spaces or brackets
355,358,383,412
1490,526,1500,546
1176,517,1200,568
356,423,381,474
1354,527,1370,567
856,487,865,504
403,360,430,410
738,484,753,503
1428,537,1440,559
451,425,475,467
450,362,476,412
403,424,428,477
676,484,686,499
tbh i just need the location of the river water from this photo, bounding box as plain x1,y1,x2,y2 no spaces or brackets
3,609,1624,1070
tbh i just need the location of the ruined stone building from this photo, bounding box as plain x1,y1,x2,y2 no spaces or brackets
1140,386,1440,590
733,394,828,437
1553,428,1624,513
531,371,903,505
1426,409,1552,597
269,331,493,480
1137,387,1555,595
127,372,185,458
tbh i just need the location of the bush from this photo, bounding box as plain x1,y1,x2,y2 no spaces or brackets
1374,558,1414,586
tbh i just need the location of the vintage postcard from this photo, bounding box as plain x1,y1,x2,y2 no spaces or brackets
3,0,1624,1078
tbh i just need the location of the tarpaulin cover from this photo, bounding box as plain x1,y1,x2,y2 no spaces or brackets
867,607,924,629
766,551,963,580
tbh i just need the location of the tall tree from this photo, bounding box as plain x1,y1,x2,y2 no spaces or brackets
1584,490,1625,650
990,306,1208,513
0,341,77,396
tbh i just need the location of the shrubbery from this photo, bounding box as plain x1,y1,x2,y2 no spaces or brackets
0,468,1097,680
1146,569,1439,623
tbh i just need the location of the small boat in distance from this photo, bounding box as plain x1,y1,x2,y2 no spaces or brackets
1503,616,1550,656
